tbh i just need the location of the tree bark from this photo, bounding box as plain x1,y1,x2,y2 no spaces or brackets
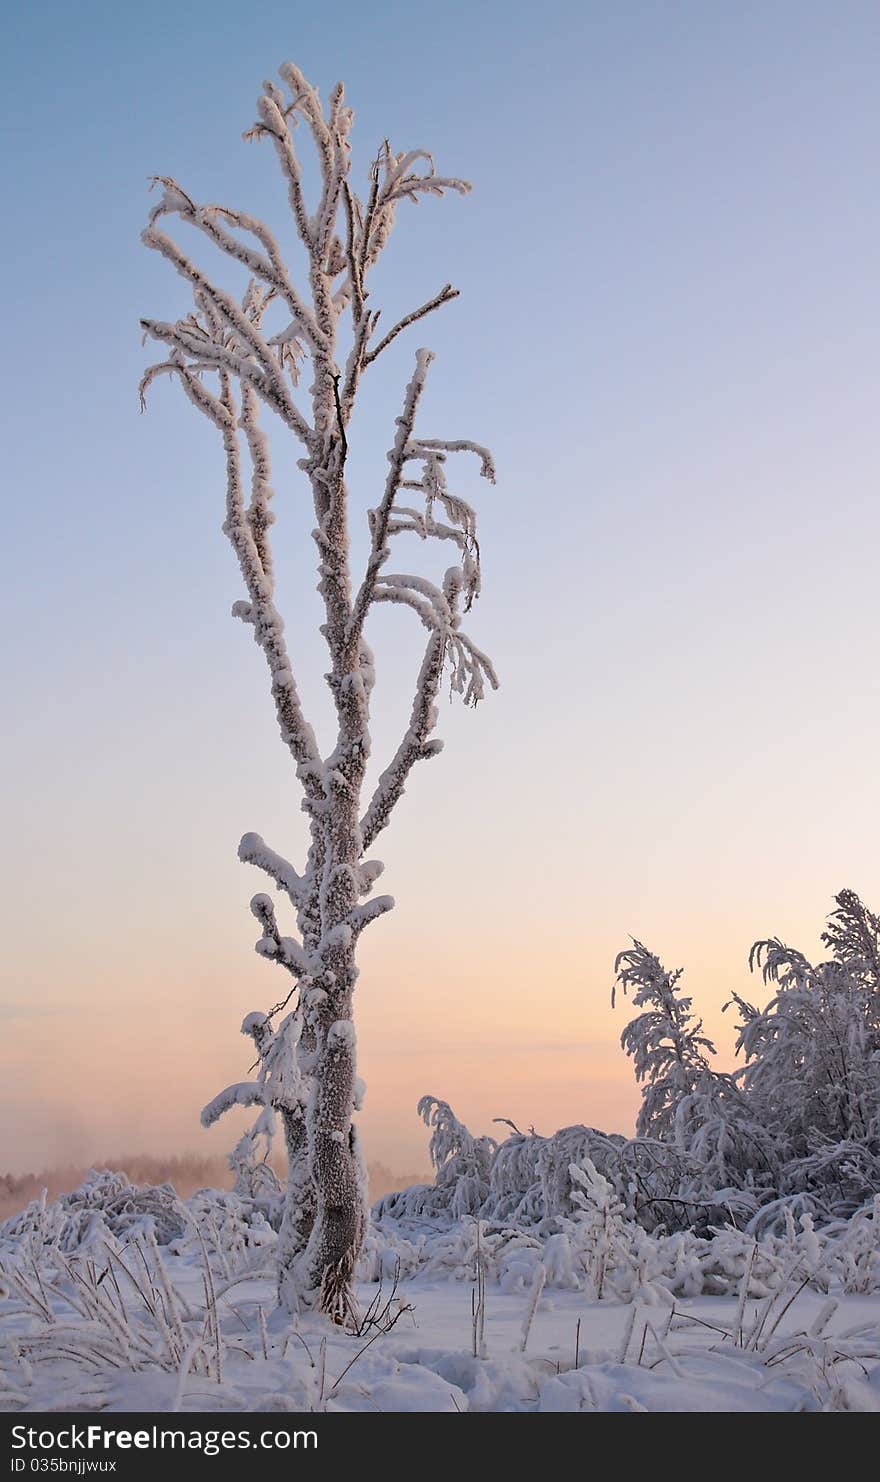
276,1103,315,1312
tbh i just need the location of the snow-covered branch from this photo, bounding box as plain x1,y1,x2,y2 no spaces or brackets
200,1081,265,1128
138,353,232,429
250,892,310,978
139,258,313,448
246,83,312,248
364,285,459,365
347,348,434,648
407,438,496,483
361,630,445,850
348,894,395,938
146,176,323,352
360,143,471,274
238,833,306,906
240,383,275,582
215,375,324,797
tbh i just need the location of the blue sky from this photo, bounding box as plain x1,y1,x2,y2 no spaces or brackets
2,1,878,1172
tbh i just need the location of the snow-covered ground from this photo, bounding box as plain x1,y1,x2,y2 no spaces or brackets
2,1174,879,1412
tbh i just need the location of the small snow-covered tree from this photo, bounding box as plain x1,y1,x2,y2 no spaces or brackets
613,940,716,1143
567,1158,628,1299
821,887,880,989
730,889,880,1206
140,63,497,1318
613,941,766,1217
417,1095,497,1216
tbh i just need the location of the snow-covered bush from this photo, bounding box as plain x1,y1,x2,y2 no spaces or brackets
0,1173,277,1287
0,1171,187,1253
365,1184,880,1304
378,892,879,1257
728,889,880,1214
610,889,880,1225
566,1159,629,1299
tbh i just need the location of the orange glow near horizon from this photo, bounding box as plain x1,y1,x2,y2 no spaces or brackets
3,886,869,1177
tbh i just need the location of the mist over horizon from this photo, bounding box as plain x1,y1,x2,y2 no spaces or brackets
0,1150,432,1224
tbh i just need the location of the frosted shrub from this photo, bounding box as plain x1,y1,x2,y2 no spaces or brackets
0,1172,187,1254
417,1097,497,1217
566,1159,628,1300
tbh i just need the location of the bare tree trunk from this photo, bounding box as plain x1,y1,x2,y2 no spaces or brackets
301,1004,362,1317
276,1103,315,1311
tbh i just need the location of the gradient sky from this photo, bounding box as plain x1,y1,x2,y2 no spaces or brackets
2,1,878,1176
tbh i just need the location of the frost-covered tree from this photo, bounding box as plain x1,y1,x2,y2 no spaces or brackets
611,893,880,1218
417,1095,497,1217
821,888,880,989
613,940,716,1143
140,63,497,1318
729,888,880,1208
611,941,773,1216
